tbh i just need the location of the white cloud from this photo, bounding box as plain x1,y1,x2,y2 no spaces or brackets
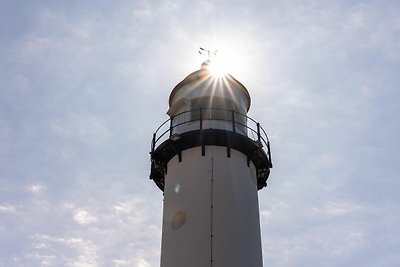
73,209,98,225
63,203,75,209
136,257,152,267
112,198,152,227
260,209,272,220
28,234,99,267
50,112,110,144
262,222,367,266
111,252,153,267
112,259,131,266
325,201,362,217
0,204,17,213
28,184,46,193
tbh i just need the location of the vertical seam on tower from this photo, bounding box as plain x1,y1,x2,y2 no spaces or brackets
210,156,214,266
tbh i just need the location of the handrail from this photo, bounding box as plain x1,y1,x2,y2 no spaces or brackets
151,108,272,165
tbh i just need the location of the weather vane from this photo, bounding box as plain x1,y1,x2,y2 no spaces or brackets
199,47,218,59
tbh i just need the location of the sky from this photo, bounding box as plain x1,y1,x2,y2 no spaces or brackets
0,0,399,266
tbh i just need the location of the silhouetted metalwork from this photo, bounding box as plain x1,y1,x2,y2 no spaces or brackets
199,47,218,58
150,107,273,191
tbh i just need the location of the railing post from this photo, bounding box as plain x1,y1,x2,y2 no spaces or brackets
267,141,273,168
169,117,173,137
231,109,236,133
199,107,203,130
257,122,261,142
151,133,156,154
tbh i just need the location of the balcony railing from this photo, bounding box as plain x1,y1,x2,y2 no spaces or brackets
150,107,272,167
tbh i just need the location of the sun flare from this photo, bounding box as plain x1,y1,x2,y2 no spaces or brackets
202,46,242,78
197,35,257,82
208,58,228,77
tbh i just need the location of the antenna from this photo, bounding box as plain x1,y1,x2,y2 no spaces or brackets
199,47,218,59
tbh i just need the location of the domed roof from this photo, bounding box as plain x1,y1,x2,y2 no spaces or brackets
168,61,251,111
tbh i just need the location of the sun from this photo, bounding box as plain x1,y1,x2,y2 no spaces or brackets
197,37,255,81
208,57,228,77
198,48,231,77
204,46,241,78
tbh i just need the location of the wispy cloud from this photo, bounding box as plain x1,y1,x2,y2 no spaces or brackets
325,201,363,217
73,209,98,225
27,234,99,266
0,204,17,213
50,112,110,144
28,184,46,193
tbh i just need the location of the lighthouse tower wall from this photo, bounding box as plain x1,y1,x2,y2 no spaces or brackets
160,146,263,267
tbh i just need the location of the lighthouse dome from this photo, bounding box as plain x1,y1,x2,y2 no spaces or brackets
168,61,251,118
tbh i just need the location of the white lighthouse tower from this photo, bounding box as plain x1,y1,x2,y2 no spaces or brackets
150,56,272,267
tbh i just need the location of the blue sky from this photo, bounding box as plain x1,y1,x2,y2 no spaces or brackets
1,0,399,266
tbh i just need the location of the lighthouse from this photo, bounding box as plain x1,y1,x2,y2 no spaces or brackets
150,56,272,267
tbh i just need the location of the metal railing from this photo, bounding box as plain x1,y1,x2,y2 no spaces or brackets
151,107,272,165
